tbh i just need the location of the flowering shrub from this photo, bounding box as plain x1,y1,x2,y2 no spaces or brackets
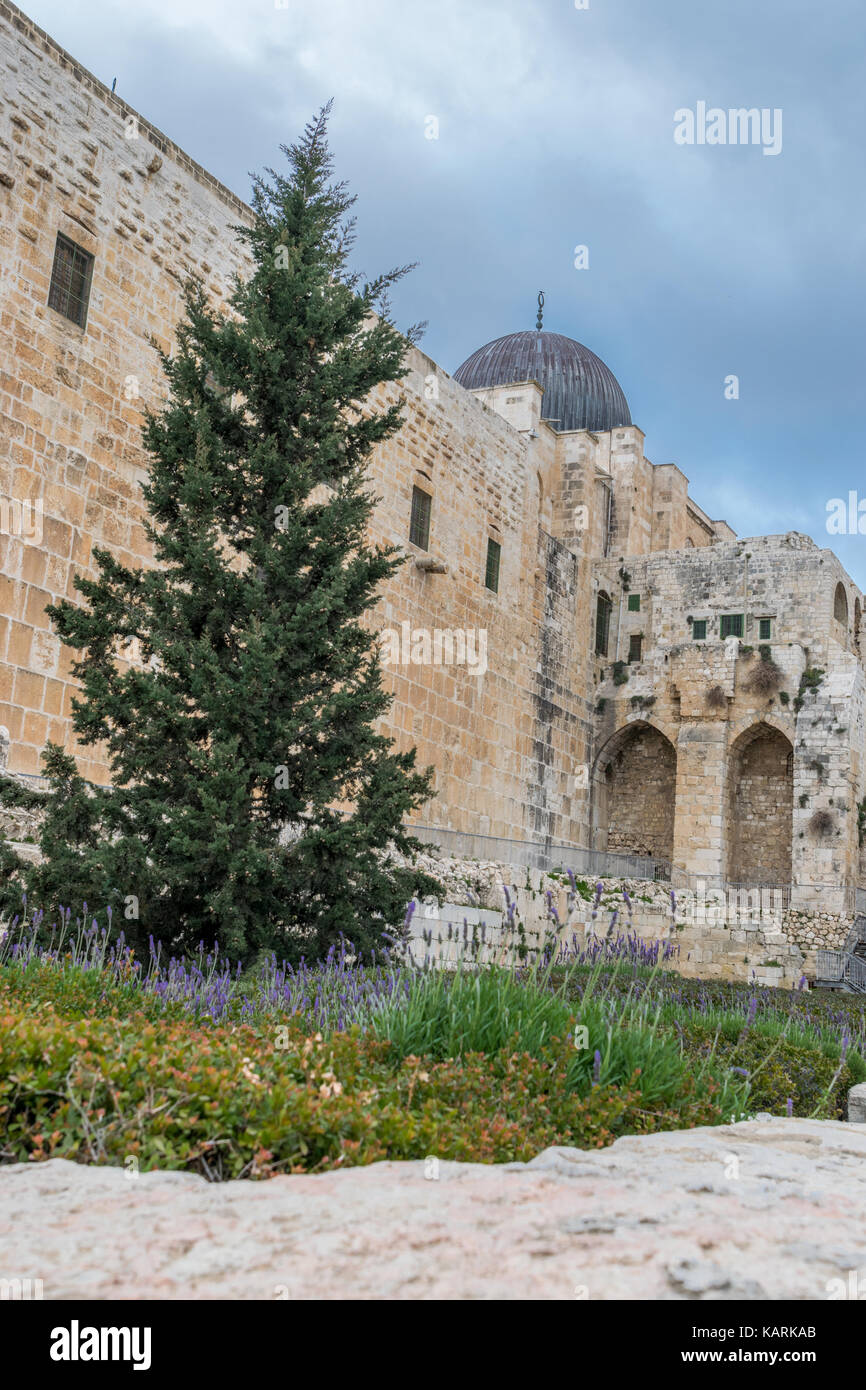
0,982,732,1177
2,891,864,1179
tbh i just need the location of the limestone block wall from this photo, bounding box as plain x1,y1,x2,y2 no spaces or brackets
0,4,597,846
589,535,866,902
728,725,793,882
597,722,676,861
0,0,254,781
363,352,591,845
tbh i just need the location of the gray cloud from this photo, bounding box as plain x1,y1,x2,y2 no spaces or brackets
26,0,866,581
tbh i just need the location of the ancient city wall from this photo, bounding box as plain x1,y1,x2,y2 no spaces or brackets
0,0,254,781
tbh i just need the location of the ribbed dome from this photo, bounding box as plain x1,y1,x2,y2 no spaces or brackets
453,330,631,434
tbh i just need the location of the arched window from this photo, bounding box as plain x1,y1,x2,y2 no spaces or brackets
595,591,613,657
834,582,848,626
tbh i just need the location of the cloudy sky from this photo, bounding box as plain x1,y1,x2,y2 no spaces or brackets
25,0,866,582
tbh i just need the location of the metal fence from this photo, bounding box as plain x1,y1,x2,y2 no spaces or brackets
407,824,668,881
816,950,845,983
815,949,866,993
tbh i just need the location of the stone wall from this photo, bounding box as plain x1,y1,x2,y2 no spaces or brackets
589,534,866,907
1,0,864,898
0,0,254,783
599,723,675,861
728,724,793,882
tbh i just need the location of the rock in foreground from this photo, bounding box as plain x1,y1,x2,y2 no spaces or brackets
2,1119,865,1300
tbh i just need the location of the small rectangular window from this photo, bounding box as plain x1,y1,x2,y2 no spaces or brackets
48,232,94,329
720,613,744,639
628,634,643,663
627,593,641,612
484,538,501,593
759,617,772,640
692,619,707,641
595,593,612,657
409,486,432,550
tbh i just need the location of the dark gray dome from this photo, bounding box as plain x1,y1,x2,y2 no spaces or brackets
453,329,631,434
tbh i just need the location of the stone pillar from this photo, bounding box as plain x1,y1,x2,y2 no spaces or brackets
672,721,729,884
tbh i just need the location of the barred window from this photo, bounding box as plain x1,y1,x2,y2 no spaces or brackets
720,613,744,639
47,232,94,329
628,633,643,663
595,592,612,657
484,538,501,593
409,486,432,551
758,617,772,640
692,619,707,641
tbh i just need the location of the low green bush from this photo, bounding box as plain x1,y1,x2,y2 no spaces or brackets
676,1019,858,1119
0,978,736,1177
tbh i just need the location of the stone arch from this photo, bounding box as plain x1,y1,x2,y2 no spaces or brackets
592,720,676,863
834,581,848,626
725,721,793,884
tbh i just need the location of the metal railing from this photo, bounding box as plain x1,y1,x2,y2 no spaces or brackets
816,950,845,984
815,949,866,993
406,824,668,882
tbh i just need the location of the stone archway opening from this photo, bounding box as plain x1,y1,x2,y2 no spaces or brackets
726,723,793,884
594,722,676,863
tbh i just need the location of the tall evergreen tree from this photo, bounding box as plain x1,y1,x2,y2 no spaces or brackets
0,105,437,960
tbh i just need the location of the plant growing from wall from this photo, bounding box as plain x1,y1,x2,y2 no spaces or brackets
793,667,825,713
612,661,629,687
858,798,866,849
0,105,438,961
808,809,835,837
746,646,784,695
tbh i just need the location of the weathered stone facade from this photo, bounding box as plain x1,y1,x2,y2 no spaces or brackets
2,1,865,940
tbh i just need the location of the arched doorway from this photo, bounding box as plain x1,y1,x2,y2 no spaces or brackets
834,582,849,627
726,723,793,883
594,722,676,862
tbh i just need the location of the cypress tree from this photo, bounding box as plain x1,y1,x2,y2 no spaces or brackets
0,104,437,960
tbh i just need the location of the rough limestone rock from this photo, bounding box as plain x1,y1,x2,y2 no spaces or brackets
849,1084,866,1125
2,1119,866,1300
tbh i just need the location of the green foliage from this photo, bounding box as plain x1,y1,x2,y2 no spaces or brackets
611,661,629,687
0,106,438,962
793,666,825,713
0,978,730,1175
4,943,862,1180
677,1020,857,1119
